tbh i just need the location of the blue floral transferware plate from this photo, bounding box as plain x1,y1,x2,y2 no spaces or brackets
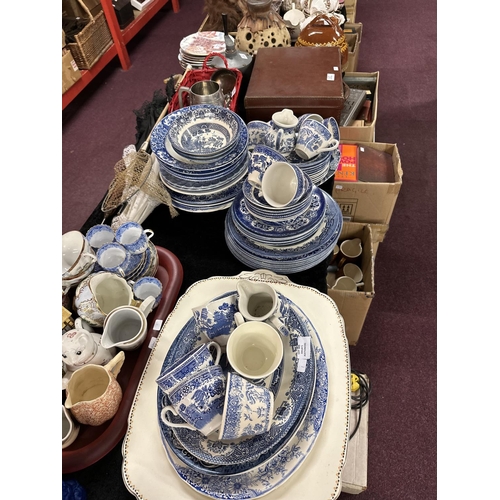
160,307,327,497
231,187,326,245
157,289,316,467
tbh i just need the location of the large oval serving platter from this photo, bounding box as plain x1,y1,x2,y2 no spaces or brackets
160,327,327,499
157,289,316,467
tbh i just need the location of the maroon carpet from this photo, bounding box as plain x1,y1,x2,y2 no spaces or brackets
62,0,437,498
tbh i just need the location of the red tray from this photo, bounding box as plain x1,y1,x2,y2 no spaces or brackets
62,246,183,474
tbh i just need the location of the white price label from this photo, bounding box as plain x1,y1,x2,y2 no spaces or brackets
297,336,311,359
153,319,163,331
297,358,307,372
148,337,158,349
326,73,336,81
335,185,343,190
333,66,339,71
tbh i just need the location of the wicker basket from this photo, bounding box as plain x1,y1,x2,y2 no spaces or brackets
66,0,113,70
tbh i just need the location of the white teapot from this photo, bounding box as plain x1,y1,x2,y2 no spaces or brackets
61,318,117,390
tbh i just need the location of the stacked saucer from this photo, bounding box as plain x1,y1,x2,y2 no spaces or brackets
178,31,225,69
150,104,249,212
224,145,343,274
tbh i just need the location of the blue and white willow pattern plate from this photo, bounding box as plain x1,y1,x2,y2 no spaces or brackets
225,190,343,274
230,187,326,245
160,311,328,499
157,289,316,468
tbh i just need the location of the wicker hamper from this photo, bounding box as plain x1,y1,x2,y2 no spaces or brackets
66,0,113,70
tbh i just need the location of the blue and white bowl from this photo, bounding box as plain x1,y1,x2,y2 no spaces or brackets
166,105,241,159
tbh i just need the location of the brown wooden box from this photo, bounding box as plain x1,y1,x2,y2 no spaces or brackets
244,46,346,122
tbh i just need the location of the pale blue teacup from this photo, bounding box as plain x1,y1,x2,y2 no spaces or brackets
96,242,142,278
114,221,154,255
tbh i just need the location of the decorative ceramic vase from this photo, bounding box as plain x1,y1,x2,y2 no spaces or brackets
235,0,291,56
295,12,349,71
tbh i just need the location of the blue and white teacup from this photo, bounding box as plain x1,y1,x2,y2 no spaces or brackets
85,224,115,250
131,276,163,309
247,120,273,148
96,242,142,278
160,365,226,436
218,371,274,440
192,293,245,346
114,221,154,255
156,341,222,395
295,118,339,160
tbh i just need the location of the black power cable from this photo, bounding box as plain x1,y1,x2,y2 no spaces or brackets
349,370,371,440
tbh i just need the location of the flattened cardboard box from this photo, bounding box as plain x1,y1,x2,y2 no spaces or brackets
327,222,387,345
244,46,345,123
343,23,363,73
333,141,403,226
62,49,82,94
340,71,379,142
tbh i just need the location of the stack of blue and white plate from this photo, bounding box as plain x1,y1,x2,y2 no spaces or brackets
225,145,343,274
150,104,249,213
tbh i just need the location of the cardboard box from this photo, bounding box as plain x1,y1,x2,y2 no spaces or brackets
344,0,358,23
62,49,82,94
244,47,346,123
340,71,379,142
343,23,363,73
333,141,403,226
327,222,387,345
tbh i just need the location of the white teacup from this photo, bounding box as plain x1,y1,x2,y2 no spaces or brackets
295,118,339,160
101,296,155,350
156,341,222,395
343,263,364,285
247,161,305,208
62,230,96,278
160,365,226,436
114,221,154,255
226,321,283,380
192,293,245,346
219,371,274,440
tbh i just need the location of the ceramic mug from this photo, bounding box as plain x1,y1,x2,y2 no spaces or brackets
295,118,339,160
342,263,364,285
178,80,225,108
236,279,289,335
218,371,274,440
337,238,363,268
247,161,305,208
160,365,226,436
100,295,155,350
192,292,245,346
295,112,323,132
226,320,284,380
64,351,125,426
247,120,273,148
114,221,154,255
156,341,222,395
85,224,115,250
332,276,358,291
